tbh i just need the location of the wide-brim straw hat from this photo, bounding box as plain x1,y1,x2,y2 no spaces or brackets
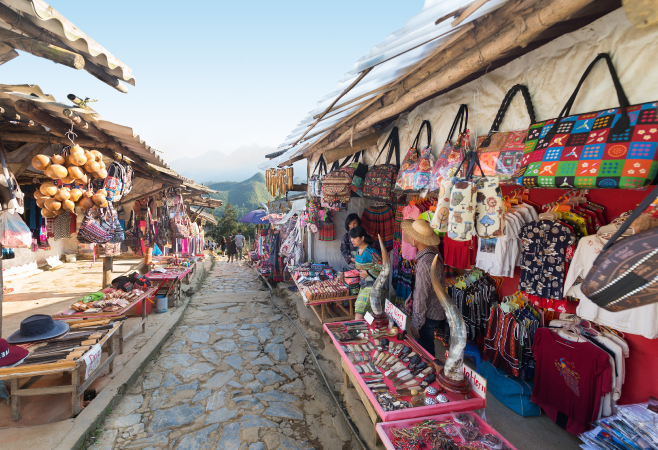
400,219,441,246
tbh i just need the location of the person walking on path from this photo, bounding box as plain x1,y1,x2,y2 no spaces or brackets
220,236,227,256
226,235,237,263
234,230,245,261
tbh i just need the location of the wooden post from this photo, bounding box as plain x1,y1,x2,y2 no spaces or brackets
144,246,153,266
623,0,658,27
102,256,113,288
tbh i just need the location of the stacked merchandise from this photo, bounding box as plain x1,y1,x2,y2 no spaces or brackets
579,404,658,449
291,264,351,301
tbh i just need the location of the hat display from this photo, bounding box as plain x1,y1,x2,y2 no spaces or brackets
7,314,69,344
400,219,442,246
0,338,29,367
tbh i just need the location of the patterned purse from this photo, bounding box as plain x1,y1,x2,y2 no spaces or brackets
476,85,536,184
78,208,112,244
516,53,658,189
581,185,658,311
346,151,369,196
447,152,485,241
108,204,125,244
395,120,432,193
171,198,191,239
103,162,126,202
321,158,352,206
308,155,327,198
430,105,469,192
362,127,400,203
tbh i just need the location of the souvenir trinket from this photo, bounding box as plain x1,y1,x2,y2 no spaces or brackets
424,397,438,405
436,394,449,403
424,386,438,396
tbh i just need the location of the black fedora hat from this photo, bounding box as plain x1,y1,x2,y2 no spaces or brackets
0,338,29,367
7,314,69,344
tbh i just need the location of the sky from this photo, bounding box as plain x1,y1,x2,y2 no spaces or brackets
1,0,425,167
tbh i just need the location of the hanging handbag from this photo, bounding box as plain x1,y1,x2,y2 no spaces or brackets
517,53,658,189
431,177,453,232
171,197,191,239
362,127,400,203
476,85,536,184
346,151,369,196
308,155,327,198
125,210,143,255
430,105,469,192
103,162,125,202
447,152,484,241
474,176,505,238
108,203,125,244
395,120,432,193
580,185,658,311
78,208,112,244
321,157,352,206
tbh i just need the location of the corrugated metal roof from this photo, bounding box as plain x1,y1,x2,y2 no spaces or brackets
261,0,509,169
0,0,135,85
146,163,219,194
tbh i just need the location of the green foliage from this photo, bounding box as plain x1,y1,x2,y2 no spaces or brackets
204,173,271,243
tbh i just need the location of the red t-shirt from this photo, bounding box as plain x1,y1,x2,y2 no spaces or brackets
531,328,612,434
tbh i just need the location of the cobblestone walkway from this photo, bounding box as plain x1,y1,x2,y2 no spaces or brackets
89,259,352,450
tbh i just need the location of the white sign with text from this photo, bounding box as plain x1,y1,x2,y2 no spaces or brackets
463,365,487,399
384,299,408,330
83,344,102,378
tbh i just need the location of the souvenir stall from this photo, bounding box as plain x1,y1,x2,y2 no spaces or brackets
281,7,658,445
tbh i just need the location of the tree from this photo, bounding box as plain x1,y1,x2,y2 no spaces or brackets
216,202,239,239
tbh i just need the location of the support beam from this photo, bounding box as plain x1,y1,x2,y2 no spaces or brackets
323,132,381,164
0,132,115,148
0,42,18,66
102,257,113,288
623,0,658,27
15,142,51,177
0,30,84,70
117,186,168,206
0,4,130,93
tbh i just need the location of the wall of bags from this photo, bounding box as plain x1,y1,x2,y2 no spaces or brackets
308,8,658,174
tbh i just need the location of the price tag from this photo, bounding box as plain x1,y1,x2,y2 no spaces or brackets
463,365,487,399
364,312,375,325
384,299,408,330
83,344,102,378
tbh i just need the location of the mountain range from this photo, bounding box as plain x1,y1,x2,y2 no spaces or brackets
170,144,276,183
207,173,272,218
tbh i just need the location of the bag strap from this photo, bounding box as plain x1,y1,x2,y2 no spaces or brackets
312,154,328,177
481,85,536,148
601,185,658,252
411,120,432,154
547,53,630,142
374,127,400,166
447,105,468,144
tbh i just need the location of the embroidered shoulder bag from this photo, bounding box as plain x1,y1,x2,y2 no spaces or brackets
308,155,327,198
78,208,113,244
395,120,432,193
429,105,469,192
516,53,658,189
362,127,400,203
476,85,536,184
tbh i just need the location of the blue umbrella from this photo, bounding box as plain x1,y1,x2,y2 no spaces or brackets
239,210,267,224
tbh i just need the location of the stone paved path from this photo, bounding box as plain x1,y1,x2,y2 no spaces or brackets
89,258,353,450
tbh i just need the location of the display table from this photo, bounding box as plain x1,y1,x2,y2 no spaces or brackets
292,276,356,324
146,267,192,307
376,411,516,450
324,321,486,443
0,321,122,421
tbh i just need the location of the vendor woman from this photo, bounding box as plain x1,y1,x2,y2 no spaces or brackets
340,213,361,269
350,225,382,320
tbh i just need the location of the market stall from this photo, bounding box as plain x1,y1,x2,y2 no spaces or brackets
325,320,486,442
146,266,193,308
290,264,357,323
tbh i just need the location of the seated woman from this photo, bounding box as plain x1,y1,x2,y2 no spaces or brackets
340,213,361,269
350,226,382,320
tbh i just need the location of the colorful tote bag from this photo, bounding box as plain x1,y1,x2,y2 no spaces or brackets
516,53,658,189
476,85,536,184
395,120,432,193
429,105,469,192
321,158,352,206
346,152,369,196
431,177,453,232
363,127,400,203
448,179,477,241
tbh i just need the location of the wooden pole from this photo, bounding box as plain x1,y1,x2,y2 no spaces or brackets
323,132,380,164
117,186,168,206
0,42,18,67
0,4,130,93
0,33,85,70
102,256,113,288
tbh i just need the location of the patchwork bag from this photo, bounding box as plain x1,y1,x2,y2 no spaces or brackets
103,162,126,202
476,85,536,184
395,120,432,193
362,127,400,203
321,158,353,206
107,204,125,244
171,198,191,239
516,53,658,189
429,105,469,192
430,177,453,232
308,155,327,198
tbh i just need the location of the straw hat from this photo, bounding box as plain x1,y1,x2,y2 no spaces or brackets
400,219,441,246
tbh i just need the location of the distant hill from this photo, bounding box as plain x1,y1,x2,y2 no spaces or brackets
170,144,277,183
208,173,273,218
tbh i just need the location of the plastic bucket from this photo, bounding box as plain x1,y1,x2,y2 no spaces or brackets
155,295,168,313
135,295,154,315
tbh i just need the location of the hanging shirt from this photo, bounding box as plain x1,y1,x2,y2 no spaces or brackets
518,221,575,300
531,329,612,434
